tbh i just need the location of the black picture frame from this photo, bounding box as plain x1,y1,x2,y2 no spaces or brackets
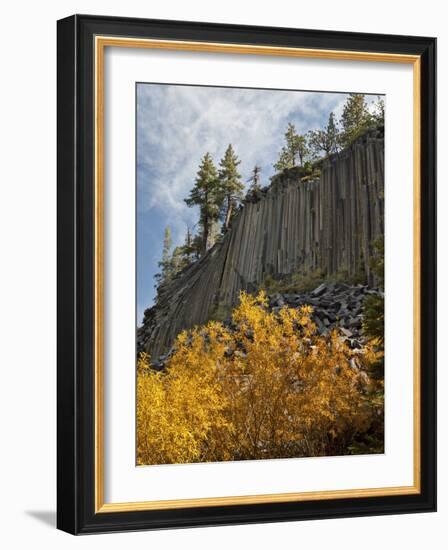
57,14,436,534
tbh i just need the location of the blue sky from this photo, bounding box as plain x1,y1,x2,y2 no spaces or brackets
136,84,377,324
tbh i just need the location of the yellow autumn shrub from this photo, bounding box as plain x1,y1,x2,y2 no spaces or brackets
137,291,382,465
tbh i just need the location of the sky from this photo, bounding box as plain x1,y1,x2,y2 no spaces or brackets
136,83,378,324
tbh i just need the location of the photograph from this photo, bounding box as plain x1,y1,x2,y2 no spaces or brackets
53,12,436,534
0,0,441,543
136,84,386,466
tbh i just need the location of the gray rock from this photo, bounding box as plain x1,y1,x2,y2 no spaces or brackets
139,129,384,361
311,283,328,297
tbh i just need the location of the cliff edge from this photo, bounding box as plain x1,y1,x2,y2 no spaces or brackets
138,127,384,360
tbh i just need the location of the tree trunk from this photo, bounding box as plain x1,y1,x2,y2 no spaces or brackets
224,197,232,230
202,215,209,256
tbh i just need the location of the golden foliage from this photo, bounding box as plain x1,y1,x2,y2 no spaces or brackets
137,291,383,465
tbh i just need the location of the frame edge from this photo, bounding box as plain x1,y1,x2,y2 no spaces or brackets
57,14,79,535
57,13,437,533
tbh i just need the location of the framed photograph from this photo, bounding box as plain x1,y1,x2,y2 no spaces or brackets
57,14,436,534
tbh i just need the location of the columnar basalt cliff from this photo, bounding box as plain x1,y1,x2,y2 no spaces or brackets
138,128,384,360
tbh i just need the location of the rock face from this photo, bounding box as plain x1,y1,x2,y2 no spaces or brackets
139,128,384,360
269,282,382,349
149,283,383,371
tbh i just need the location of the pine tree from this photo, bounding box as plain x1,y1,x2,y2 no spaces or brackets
296,134,309,166
155,226,202,292
185,153,221,255
182,226,195,262
170,245,189,274
168,229,197,276
372,96,385,126
340,94,373,147
190,233,203,260
177,227,199,266
308,112,340,158
154,226,173,286
274,123,309,172
218,144,243,230
248,165,262,192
